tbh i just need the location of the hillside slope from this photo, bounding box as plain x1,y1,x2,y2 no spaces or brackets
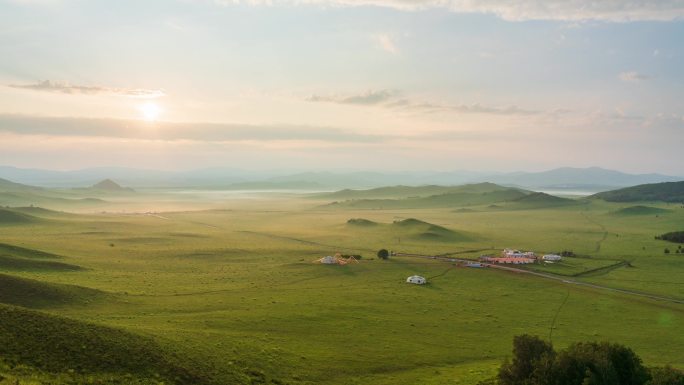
90,178,135,192
0,304,217,384
316,182,511,200
0,208,38,224
325,185,528,209
0,273,105,308
505,192,579,209
591,181,684,202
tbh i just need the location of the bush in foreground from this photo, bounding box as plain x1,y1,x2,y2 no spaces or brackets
485,335,682,385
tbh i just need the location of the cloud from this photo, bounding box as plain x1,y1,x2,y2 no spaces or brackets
306,89,398,105
374,33,397,53
216,0,684,22
619,71,651,82
0,114,386,143
306,89,537,115
8,80,166,98
393,100,537,115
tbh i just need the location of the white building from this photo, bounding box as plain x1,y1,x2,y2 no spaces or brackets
543,254,562,261
320,255,337,264
406,275,427,285
503,249,536,258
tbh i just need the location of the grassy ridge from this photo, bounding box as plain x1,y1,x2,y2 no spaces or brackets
0,208,37,224
591,181,684,202
0,255,82,271
315,183,518,200
346,217,472,243
0,242,64,259
325,189,528,209
0,274,104,308
0,241,81,271
611,205,673,216
507,192,579,208
0,304,216,385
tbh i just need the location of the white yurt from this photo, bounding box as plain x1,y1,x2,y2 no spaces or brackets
406,275,427,285
320,255,338,264
543,254,562,261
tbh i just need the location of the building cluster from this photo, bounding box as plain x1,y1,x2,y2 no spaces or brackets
314,253,359,265
479,249,563,265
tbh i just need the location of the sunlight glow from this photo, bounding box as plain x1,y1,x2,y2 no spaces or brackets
138,102,162,121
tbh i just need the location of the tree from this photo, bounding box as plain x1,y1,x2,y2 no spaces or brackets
377,249,389,260
498,335,554,385
495,336,650,385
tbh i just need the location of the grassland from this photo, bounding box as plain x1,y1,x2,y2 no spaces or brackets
0,190,683,384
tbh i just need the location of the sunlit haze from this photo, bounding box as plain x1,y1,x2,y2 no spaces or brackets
1,0,683,174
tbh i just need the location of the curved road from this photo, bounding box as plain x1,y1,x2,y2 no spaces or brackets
394,252,684,305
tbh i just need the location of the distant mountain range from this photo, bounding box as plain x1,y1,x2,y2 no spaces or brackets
0,165,681,192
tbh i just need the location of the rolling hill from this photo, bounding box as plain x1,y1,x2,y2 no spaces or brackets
591,181,684,203
90,178,135,192
0,241,63,259
324,184,529,209
315,182,510,200
346,217,471,242
504,192,580,209
0,208,38,224
0,190,107,208
611,205,672,216
0,273,105,308
0,304,217,384
346,218,379,226
0,255,82,272
392,218,470,242
0,241,82,272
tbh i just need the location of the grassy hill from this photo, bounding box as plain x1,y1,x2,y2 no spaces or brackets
0,208,38,224
0,241,82,271
0,273,105,308
0,191,108,208
0,242,63,259
0,177,112,209
89,178,135,193
0,304,217,385
392,218,470,242
591,181,684,202
504,192,579,209
611,205,672,216
324,185,528,209
345,217,471,243
346,218,379,226
0,255,82,272
315,182,517,200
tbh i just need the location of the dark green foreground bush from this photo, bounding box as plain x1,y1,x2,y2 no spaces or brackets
485,335,683,385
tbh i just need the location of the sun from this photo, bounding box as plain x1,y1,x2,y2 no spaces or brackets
138,102,162,121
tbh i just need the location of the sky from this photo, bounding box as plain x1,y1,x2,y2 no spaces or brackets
0,0,683,174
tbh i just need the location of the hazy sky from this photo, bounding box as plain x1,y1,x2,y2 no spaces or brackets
1,0,683,174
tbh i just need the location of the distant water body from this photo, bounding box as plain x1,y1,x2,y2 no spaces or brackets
538,189,596,197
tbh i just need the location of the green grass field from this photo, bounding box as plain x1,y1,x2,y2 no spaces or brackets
0,192,683,384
